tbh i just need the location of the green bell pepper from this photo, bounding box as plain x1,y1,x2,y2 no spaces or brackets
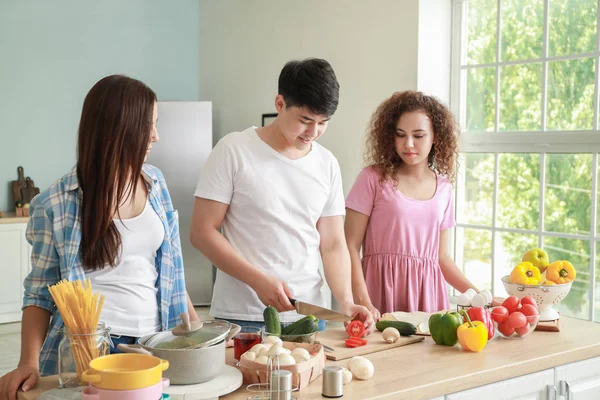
428,311,462,346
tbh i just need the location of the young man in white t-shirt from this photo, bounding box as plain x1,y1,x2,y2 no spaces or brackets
190,58,373,333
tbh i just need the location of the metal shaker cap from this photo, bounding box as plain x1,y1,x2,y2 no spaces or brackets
270,369,292,400
322,366,344,398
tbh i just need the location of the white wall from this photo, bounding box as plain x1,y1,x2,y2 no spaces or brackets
417,0,453,104
198,0,420,192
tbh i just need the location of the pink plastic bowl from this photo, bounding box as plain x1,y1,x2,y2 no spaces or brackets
81,378,169,400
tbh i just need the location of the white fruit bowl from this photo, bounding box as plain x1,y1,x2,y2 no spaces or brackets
501,275,572,321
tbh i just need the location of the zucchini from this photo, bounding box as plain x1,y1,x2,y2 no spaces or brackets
375,320,417,336
263,306,281,336
281,315,318,335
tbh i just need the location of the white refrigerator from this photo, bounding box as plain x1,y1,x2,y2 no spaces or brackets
148,101,214,305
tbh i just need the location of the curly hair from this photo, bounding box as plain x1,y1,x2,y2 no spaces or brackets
365,91,459,184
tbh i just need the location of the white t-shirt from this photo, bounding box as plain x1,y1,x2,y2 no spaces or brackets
86,201,164,336
194,127,346,322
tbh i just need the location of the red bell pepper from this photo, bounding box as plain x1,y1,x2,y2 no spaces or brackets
463,307,494,340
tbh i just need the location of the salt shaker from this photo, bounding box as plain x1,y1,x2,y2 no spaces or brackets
270,369,293,400
322,366,344,398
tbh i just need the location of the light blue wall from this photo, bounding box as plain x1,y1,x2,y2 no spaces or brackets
0,1,200,212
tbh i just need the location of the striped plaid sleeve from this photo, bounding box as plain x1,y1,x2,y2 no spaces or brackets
23,193,60,312
154,167,187,328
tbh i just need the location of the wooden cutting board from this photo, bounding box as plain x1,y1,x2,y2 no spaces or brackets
20,177,39,204
11,166,26,205
317,329,424,361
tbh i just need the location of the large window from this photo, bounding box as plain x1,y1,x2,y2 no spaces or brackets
451,0,600,321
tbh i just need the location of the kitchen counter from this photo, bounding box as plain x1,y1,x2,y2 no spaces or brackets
0,212,29,224
17,316,600,399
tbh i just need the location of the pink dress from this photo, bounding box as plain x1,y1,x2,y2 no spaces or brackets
345,166,454,313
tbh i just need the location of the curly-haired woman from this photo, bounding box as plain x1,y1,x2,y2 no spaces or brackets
344,91,478,319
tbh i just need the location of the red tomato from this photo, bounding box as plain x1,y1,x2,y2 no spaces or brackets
344,337,367,347
520,304,539,317
520,296,538,310
491,306,509,323
346,320,366,338
498,321,515,336
507,311,527,329
502,296,520,313
515,323,531,336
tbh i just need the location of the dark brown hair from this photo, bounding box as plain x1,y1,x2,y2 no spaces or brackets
77,75,157,270
365,90,459,184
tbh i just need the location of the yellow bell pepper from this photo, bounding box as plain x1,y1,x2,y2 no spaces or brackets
546,260,576,284
510,261,542,285
542,279,556,286
457,310,488,352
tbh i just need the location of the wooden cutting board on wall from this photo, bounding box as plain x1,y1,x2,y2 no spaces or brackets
11,166,26,205
317,329,424,361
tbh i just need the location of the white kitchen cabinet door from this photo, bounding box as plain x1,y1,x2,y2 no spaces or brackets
555,356,600,400
0,222,30,323
446,369,554,400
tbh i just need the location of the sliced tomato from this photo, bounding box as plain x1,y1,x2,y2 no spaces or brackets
344,338,361,348
345,337,368,347
346,320,366,338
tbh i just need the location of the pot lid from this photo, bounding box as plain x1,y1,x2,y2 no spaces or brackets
143,320,232,350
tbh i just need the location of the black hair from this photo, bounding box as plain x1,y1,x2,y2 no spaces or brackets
278,58,340,117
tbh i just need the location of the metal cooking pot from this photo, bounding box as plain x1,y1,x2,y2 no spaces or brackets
118,321,240,385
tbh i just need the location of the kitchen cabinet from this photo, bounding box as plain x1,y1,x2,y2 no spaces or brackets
0,221,30,324
554,356,600,399
445,369,554,400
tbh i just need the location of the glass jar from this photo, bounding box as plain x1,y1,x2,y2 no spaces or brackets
58,323,112,387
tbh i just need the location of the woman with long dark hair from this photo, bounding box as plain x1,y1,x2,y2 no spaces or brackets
0,75,198,398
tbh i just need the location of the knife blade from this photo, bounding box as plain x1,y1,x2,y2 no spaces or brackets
289,298,353,322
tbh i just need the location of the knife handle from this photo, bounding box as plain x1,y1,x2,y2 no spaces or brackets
288,298,296,306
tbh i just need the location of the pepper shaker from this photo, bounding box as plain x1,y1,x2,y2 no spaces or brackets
270,369,292,400
322,366,344,398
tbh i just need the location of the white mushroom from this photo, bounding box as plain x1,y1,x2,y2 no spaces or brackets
255,355,269,365
258,347,271,358
346,356,367,371
291,348,311,358
382,327,401,343
263,336,283,346
342,367,353,385
277,353,296,366
250,343,268,355
348,357,374,380
240,351,256,362
292,352,311,363
267,344,286,357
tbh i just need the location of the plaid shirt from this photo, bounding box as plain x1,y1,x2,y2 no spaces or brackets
23,164,188,376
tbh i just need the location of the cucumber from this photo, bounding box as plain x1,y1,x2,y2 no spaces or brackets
263,306,281,336
375,320,417,336
281,315,318,335
287,317,318,335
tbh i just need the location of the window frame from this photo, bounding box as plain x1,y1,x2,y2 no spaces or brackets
450,0,600,321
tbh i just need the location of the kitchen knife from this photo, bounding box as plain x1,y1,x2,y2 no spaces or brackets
289,298,353,322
